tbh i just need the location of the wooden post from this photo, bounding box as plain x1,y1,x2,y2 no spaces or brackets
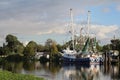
105,51,107,64
108,52,111,64
104,51,107,74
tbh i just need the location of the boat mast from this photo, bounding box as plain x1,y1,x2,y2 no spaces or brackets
70,8,75,50
87,11,90,37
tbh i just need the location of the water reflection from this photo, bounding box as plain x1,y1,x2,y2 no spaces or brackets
62,64,100,80
110,64,120,79
2,61,23,73
23,61,36,71
0,61,120,80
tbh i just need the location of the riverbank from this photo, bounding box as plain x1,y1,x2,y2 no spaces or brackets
0,70,44,80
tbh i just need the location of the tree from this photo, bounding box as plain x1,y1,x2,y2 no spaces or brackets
24,41,37,57
14,44,24,55
6,34,18,53
96,42,102,52
111,39,120,50
102,39,120,52
62,40,72,50
44,39,61,62
44,39,53,52
0,47,3,55
5,34,24,55
102,44,111,52
2,46,11,55
45,39,58,53
56,44,63,52
51,42,58,54
37,44,45,52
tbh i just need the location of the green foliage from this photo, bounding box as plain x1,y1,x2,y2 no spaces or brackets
6,34,18,52
44,39,53,51
0,47,3,55
4,34,24,55
0,70,44,80
62,40,72,49
96,42,102,51
45,39,58,53
6,34,18,45
50,54,62,62
44,39,61,62
56,44,63,52
14,45,24,55
45,39,53,46
51,42,58,54
0,57,5,65
5,54,23,62
102,44,111,52
102,39,120,53
2,46,11,55
37,44,45,52
24,41,37,57
111,39,120,51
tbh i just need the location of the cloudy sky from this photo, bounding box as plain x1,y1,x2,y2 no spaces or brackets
0,0,120,46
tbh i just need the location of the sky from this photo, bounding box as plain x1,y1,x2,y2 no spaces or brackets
0,0,120,46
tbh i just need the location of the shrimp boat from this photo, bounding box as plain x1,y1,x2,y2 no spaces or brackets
61,9,104,64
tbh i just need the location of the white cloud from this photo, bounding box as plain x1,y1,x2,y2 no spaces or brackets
37,28,66,35
88,24,119,45
90,24,118,39
0,17,69,37
23,41,29,46
0,19,119,45
0,0,120,45
37,23,68,35
116,5,120,11
0,18,46,35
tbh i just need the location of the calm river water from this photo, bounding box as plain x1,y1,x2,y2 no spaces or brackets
0,61,120,80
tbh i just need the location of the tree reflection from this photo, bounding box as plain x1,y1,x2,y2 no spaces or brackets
49,63,61,75
23,61,35,71
2,61,23,73
110,64,120,80
40,62,62,75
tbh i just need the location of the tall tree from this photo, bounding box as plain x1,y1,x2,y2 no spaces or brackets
45,39,53,52
0,47,3,55
6,34,18,53
111,39,120,50
37,44,45,52
51,42,58,55
56,44,63,52
24,41,37,57
5,34,24,55
45,39,61,62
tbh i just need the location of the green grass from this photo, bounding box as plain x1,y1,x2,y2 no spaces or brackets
0,70,44,80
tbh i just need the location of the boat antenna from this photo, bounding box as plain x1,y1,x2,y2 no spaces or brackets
70,8,75,50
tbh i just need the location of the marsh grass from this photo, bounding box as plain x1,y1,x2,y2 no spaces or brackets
0,70,44,80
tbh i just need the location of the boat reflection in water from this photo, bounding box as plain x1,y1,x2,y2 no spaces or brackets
62,63,101,80
62,63,120,80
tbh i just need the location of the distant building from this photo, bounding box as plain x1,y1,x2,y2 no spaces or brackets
35,52,49,59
